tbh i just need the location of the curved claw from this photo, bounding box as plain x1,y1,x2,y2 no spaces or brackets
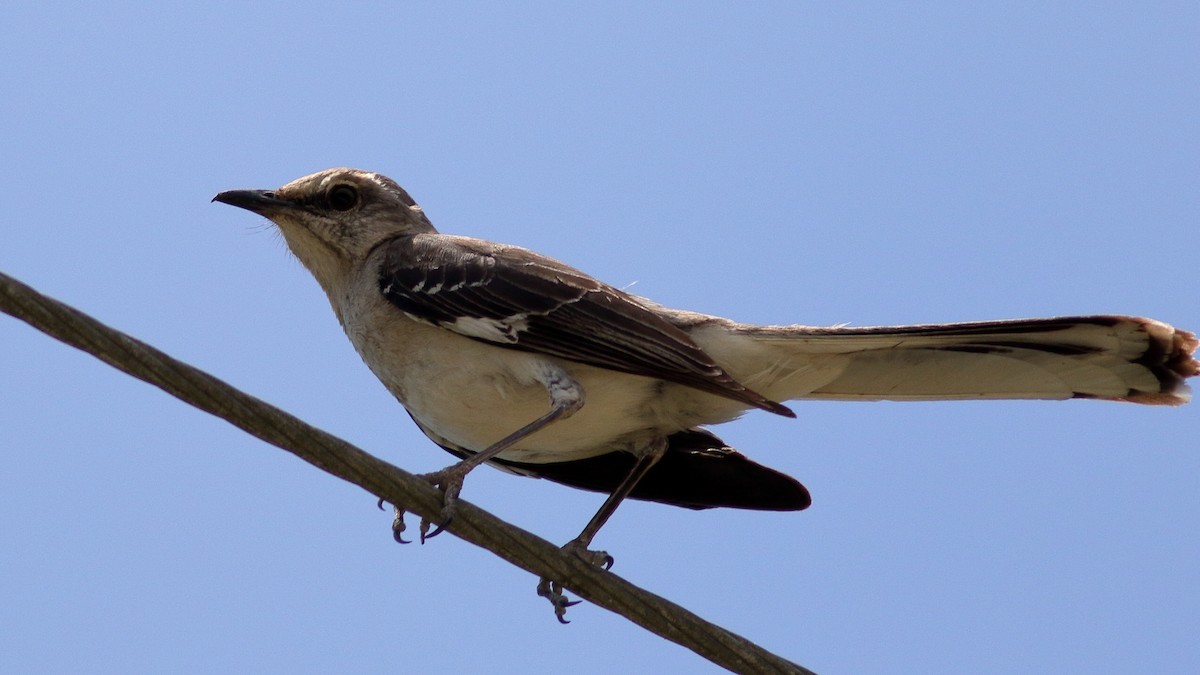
563,542,614,571
391,505,410,544
419,498,456,543
382,466,469,546
419,517,450,544
423,522,447,541
552,594,583,625
534,541,618,622
537,578,580,624
410,468,464,544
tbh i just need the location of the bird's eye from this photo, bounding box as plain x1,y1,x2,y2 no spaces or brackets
327,184,359,212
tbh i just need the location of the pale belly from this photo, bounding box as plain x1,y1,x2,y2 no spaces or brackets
341,303,746,464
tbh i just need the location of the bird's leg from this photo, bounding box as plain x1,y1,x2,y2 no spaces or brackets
400,363,585,542
537,437,667,623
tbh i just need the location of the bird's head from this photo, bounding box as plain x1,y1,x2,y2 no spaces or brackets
214,168,434,287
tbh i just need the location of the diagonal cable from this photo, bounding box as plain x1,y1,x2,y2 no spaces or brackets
0,269,815,675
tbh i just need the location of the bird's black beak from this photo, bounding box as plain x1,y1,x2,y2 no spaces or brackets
212,189,290,215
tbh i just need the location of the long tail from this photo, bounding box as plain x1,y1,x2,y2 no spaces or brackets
700,316,1198,405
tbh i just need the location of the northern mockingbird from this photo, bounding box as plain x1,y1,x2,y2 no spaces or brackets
214,168,1198,620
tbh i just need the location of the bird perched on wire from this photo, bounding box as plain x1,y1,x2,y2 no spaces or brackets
214,168,1198,620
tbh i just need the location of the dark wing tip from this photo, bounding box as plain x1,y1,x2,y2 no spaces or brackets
764,400,797,418
484,428,811,511
635,428,811,510
711,371,795,416
730,383,795,417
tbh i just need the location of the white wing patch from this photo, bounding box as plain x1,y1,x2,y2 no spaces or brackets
448,315,530,343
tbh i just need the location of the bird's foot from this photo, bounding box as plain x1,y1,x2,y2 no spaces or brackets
412,466,467,541
536,540,615,623
536,578,581,623
378,465,468,544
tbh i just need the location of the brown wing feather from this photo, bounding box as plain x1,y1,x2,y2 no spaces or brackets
378,234,794,416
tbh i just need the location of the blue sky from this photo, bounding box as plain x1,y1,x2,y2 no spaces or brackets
1,4,1196,673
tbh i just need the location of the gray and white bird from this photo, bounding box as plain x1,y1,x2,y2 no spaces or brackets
214,168,1198,619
